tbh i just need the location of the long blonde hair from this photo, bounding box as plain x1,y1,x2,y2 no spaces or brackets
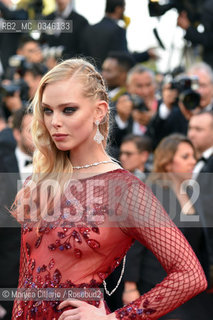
12,58,110,221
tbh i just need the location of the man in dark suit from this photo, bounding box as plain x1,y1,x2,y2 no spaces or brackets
81,0,157,70
81,0,127,70
40,0,88,59
0,108,33,319
188,110,213,314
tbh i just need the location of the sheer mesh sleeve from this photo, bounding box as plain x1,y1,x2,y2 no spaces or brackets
115,176,207,319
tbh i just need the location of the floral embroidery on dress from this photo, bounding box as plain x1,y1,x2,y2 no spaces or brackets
15,202,127,319
47,225,101,255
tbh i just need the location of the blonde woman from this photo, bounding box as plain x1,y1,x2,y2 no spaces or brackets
11,59,207,320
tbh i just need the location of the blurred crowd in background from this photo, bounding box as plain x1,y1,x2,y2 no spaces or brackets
1,0,213,319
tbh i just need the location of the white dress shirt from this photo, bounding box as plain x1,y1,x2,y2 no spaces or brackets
15,147,33,182
193,146,213,179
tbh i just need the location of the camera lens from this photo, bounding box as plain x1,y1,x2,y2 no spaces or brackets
130,94,148,112
180,90,201,110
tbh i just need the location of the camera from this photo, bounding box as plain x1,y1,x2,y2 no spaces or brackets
0,82,20,97
148,0,203,24
8,55,48,79
129,94,149,112
8,55,33,78
0,79,29,102
170,75,201,110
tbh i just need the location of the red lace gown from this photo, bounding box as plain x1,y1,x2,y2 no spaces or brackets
12,169,207,319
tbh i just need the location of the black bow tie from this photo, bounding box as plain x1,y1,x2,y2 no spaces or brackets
198,156,207,163
24,159,32,167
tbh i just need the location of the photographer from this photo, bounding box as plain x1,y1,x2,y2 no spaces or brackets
1,61,48,121
187,62,213,111
177,0,213,68
109,65,159,158
0,79,24,121
126,65,160,127
146,72,201,149
4,35,44,81
0,61,41,121
16,35,43,64
23,62,48,100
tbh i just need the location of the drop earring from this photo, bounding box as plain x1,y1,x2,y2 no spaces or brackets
93,120,104,144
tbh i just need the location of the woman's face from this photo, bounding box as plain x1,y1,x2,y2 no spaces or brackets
42,78,100,153
166,142,196,181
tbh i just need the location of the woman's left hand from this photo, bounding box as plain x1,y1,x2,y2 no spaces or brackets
58,299,108,320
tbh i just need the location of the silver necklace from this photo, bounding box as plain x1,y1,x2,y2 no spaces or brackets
73,160,115,170
103,255,126,296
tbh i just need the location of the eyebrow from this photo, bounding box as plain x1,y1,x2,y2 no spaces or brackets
41,102,77,108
